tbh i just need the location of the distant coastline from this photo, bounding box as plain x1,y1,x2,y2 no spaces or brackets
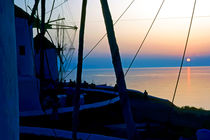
81,65,210,70
67,55,210,69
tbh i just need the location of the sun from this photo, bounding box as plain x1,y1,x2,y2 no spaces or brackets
187,58,191,62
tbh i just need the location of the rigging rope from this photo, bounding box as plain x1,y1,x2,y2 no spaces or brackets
124,0,165,76
61,22,77,70
47,0,56,23
171,0,197,103
66,0,77,26
59,2,77,75
63,0,136,79
63,30,77,72
46,0,68,14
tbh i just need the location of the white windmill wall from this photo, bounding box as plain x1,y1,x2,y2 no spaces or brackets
0,1,19,139
44,48,59,81
15,16,42,112
15,17,35,76
34,35,59,82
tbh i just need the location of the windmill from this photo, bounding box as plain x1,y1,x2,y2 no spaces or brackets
28,0,77,82
55,15,77,82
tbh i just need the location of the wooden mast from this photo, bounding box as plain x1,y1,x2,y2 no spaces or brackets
40,0,46,80
41,0,46,36
100,0,136,140
57,22,62,81
72,0,87,139
28,0,40,25
0,1,19,139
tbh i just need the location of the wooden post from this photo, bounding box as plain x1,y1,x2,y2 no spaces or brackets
28,0,40,25
40,0,46,80
0,1,19,139
72,0,87,139
41,0,46,36
100,0,136,139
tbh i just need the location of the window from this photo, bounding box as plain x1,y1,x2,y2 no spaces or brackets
19,45,25,55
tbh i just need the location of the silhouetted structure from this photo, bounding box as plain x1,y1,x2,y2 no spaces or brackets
0,1,19,139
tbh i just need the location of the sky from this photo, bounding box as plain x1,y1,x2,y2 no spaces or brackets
14,0,210,68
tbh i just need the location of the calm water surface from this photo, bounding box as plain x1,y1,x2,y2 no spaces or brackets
66,66,210,110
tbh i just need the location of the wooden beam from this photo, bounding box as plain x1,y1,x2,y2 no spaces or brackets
72,0,87,139
100,0,137,139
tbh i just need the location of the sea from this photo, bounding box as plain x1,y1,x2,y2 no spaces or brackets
66,66,210,110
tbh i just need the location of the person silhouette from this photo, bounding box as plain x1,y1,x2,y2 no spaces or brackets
144,90,148,99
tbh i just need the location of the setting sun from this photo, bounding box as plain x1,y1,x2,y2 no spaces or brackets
187,58,191,62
